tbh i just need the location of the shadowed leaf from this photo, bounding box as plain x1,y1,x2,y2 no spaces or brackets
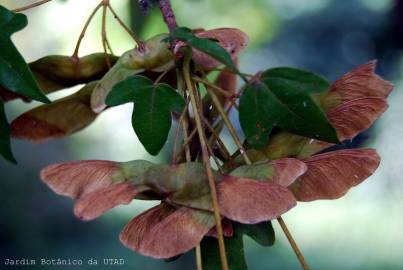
239,72,338,149
106,75,185,155
0,87,30,102
0,5,49,103
120,204,215,259
237,221,275,247
243,61,393,162
11,82,98,142
201,226,248,270
290,149,380,201
264,67,330,94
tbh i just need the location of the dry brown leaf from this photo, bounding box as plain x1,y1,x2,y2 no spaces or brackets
120,204,214,259
290,149,380,201
218,176,297,224
323,61,393,140
11,82,98,142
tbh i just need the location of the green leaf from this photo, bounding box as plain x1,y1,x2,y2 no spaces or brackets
263,67,330,94
106,75,185,155
0,101,16,164
105,76,152,106
171,27,241,77
239,81,275,148
237,221,275,247
239,70,338,148
0,5,49,103
201,226,248,270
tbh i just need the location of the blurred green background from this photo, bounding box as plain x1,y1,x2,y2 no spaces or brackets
1,0,402,269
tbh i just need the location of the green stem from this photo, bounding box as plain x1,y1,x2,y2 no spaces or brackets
183,49,229,270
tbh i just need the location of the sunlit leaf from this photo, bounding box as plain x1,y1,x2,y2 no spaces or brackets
90,60,143,113
30,53,118,94
0,101,16,163
105,76,152,106
0,5,49,103
106,75,185,155
91,34,174,113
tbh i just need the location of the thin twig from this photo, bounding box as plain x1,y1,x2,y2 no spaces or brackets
209,68,254,78
101,5,112,68
205,87,251,164
195,245,203,270
202,117,231,161
107,4,143,48
154,69,171,85
105,36,114,54
12,0,52,12
183,53,229,270
193,76,237,98
175,127,197,162
204,137,224,173
72,2,103,58
172,102,189,164
176,70,202,270
158,0,177,33
278,217,310,270
176,70,192,162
